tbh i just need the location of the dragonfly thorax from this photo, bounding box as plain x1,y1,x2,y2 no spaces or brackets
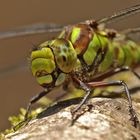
31,38,77,87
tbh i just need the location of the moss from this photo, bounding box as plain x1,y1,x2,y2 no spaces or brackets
0,107,43,139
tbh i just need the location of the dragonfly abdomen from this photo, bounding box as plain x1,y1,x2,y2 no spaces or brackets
122,40,140,67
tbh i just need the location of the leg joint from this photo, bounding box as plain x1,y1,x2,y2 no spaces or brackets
115,80,126,86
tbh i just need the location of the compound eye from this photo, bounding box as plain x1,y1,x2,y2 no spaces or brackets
31,58,55,86
52,39,77,73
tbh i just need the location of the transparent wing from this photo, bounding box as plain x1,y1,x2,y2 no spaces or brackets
98,4,140,24
121,27,140,42
0,23,64,40
0,4,140,40
122,27,140,34
0,61,28,78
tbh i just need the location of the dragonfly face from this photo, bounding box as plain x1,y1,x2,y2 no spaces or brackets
31,38,77,87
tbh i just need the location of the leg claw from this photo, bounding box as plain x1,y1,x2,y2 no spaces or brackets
129,107,140,128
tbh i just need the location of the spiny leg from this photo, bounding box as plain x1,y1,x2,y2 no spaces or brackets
13,89,51,130
26,79,72,120
71,77,92,115
87,80,139,128
24,89,52,120
101,67,140,97
25,80,71,121
92,66,140,81
106,67,140,95
96,86,140,98
72,69,139,127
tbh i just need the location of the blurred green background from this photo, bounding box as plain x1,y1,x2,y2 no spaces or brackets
0,0,140,131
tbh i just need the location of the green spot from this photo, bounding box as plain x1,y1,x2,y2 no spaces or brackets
128,41,140,64
55,73,66,86
71,27,81,44
31,47,54,60
98,44,113,72
36,75,53,85
31,58,55,76
138,47,140,62
123,44,134,66
83,33,108,65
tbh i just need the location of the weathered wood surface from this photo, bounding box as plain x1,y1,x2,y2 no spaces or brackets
4,95,140,140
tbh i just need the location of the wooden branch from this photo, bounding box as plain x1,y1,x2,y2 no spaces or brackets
4,96,140,140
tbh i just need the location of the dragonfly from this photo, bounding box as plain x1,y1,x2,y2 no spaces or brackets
0,4,140,129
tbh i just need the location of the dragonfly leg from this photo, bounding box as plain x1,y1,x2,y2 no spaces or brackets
25,79,71,121
71,77,92,115
96,66,140,97
114,66,140,80
87,80,139,128
13,90,51,130
92,66,140,81
25,81,71,120
97,86,140,98
24,90,51,121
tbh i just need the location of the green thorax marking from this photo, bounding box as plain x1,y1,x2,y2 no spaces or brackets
71,27,81,45
59,24,93,55
83,32,109,66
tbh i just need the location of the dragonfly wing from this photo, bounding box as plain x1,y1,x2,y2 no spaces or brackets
121,27,140,42
0,23,65,40
97,4,140,25
0,61,28,78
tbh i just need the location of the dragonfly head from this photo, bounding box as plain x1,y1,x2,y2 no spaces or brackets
31,38,77,87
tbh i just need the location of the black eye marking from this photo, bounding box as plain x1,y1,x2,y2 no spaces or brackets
35,70,48,77
62,55,67,62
